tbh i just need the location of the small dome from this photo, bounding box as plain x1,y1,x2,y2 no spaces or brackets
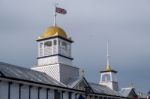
38,26,67,40
105,64,111,71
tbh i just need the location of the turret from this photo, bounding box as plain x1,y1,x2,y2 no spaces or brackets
99,41,119,91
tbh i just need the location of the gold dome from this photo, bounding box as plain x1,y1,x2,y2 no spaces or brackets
38,26,67,40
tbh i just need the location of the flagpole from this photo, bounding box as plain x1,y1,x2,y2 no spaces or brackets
54,3,58,26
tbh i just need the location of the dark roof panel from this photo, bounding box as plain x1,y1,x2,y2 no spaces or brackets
0,62,65,87
89,83,121,96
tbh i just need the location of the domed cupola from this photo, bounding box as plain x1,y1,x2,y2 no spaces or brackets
37,26,67,40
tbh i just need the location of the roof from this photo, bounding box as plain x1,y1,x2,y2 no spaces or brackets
0,62,65,87
37,26,67,40
64,77,122,96
120,87,137,97
100,64,117,73
65,77,90,89
120,88,132,97
89,83,121,96
120,87,147,98
0,62,127,97
64,77,82,88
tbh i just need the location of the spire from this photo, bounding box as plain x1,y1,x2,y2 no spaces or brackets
100,41,118,91
105,40,111,71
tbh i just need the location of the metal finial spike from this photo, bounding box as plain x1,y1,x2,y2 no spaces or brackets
107,40,110,66
105,40,111,71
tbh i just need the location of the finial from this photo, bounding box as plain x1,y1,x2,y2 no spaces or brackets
80,69,85,78
129,83,135,88
82,70,85,77
105,40,111,71
107,40,110,66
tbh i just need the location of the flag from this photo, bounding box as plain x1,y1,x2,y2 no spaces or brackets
56,7,67,14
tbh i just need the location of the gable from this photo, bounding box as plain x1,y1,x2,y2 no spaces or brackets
73,78,93,93
0,71,4,77
128,89,137,98
120,88,138,98
74,79,87,90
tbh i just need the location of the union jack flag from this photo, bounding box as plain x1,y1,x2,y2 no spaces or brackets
56,7,67,14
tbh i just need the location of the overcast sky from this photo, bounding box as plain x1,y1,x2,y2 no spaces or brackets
0,0,150,93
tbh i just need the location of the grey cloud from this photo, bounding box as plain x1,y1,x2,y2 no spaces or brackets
0,0,150,93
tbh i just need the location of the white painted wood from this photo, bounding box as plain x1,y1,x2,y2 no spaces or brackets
111,72,117,82
63,92,69,99
0,81,8,99
71,93,76,99
32,63,79,84
37,37,72,66
31,87,38,99
38,55,72,66
99,72,119,91
21,85,29,99
10,83,19,99
40,88,47,99
32,64,60,82
48,89,54,99
0,79,121,99
58,38,71,57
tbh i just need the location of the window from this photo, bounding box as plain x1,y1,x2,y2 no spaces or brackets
104,97,107,99
40,43,43,48
39,43,43,56
99,96,102,99
44,41,52,56
102,74,111,82
54,40,57,45
54,90,61,99
75,94,77,99
69,92,72,99
44,41,52,47
62,42,67,46
62,41,67,50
